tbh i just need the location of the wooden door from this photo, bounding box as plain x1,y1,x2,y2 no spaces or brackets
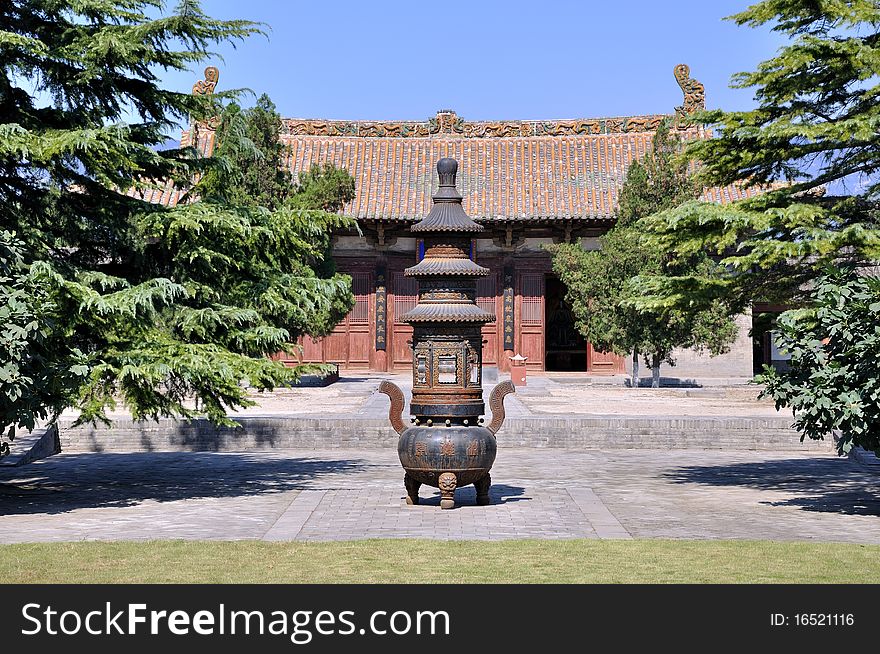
390,271,417,370
587,345,626,374
291,271,373,368
345,272,372,368
476,273,499,365
517,272,544,371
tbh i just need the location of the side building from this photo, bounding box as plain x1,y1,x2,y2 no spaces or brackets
135,65,763,381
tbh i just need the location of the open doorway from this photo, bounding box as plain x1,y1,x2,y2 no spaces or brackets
544,276,587,371
752,305,791,375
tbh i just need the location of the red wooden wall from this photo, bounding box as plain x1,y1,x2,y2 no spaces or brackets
276,252,624,375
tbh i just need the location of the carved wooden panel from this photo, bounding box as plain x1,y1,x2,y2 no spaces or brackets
393,273,418,323
288,268,374,368
391,271,418,370
520,274,543,326
301,336,323,363
323,331,348,365
476,276,497,322
477,272,499,366
349,272,370,323
588,344,626,374
348,331,372,367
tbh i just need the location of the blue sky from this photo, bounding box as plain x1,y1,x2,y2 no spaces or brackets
159,0,786,121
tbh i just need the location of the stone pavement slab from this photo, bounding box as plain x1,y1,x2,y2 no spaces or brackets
1,449,878,544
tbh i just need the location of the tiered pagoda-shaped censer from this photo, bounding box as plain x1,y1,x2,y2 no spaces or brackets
379,158,514,509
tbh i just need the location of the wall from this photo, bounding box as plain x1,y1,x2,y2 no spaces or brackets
328,234,756,382
624,312,755,383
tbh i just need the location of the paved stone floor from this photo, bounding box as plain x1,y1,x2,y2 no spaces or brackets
1,449,879,543
54,373,782,421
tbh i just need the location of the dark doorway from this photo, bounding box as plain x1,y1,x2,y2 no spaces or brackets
544,276,587,371
752,306,790,375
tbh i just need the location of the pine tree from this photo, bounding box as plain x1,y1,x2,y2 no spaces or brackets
633,1,880,453
549,121,738,387
637,0,880,312
207,94,296,210
0,0,355,452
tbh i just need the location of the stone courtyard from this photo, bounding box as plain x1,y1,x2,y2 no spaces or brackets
2,448,880,544
2,375,878,545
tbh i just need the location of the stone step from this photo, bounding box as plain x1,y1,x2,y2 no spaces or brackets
58,415,828,453
0,424,61,466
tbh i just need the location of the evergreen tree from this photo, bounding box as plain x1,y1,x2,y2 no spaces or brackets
633,1,880,453
209,94,296,210
637,0,880,312
0,0,355,454
549,121,738,387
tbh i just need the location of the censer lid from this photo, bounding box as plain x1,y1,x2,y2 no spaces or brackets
410,158,484,233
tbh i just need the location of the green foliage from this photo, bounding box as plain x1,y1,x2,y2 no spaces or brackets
549,121,737,384
0,0,356,447
288,163,356,213
201,94,292,209
758,268,880,456
617,121,697,227
630,1,880,454
637,0,880,314
0,232,87,455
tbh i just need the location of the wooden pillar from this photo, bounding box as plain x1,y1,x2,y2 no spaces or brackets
374,262,388,372
500,263,515,372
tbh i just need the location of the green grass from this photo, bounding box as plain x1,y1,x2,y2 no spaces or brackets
2,539,879,583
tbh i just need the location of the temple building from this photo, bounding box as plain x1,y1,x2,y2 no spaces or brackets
136,65,761,380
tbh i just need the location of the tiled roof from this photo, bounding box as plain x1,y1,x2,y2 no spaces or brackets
127,64,765,220
124,123,215,206
280,117,766,222
127,116,765,220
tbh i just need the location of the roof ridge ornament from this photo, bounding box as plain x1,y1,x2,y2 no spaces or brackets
281,113,673,138
192,66,219,96
674,63,705,121
188,66,221,147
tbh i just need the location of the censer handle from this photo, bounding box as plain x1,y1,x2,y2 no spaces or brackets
487,380,515,435
378,381,406,435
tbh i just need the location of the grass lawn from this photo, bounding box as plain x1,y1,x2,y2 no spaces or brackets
2,539,879,583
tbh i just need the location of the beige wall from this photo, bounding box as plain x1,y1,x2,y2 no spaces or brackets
624,312,755,382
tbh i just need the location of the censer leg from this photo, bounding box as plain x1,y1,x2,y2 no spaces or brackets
404,473,421,505
438,472,457,510
474,473,492,505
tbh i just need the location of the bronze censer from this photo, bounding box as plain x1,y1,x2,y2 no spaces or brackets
380,158,514,509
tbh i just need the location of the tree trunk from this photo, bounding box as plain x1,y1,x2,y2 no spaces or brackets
651,354,661,388
631,350,639,388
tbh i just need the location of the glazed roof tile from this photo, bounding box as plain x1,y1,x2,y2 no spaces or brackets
279,119,765,223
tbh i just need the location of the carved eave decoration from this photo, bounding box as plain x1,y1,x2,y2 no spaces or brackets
358,222,404,249
283,112,672,138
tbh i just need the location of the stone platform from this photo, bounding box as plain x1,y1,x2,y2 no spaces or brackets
55,374,829,453
3,375,873,545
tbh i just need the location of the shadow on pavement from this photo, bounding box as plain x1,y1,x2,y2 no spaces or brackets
417,483,528,508
0,452,365,516
664,456,880,516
